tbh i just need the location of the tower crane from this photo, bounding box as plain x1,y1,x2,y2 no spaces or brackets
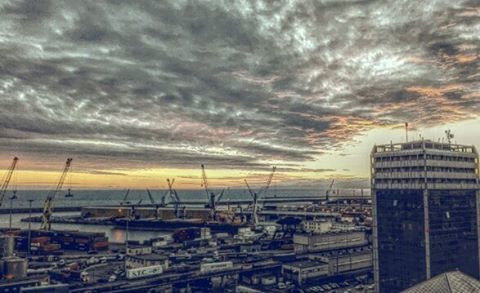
325,179,335,201
41,158,73,230
0,157,19,207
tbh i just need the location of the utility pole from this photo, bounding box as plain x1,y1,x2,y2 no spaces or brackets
27,199,33,256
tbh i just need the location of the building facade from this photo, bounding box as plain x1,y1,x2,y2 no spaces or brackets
294,230,368,254
282,260,329,285
371,140,480,292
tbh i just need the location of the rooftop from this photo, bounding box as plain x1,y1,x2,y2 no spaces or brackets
373,140,476,154
283,260,327,269
126,253,168,261
401,270,480,293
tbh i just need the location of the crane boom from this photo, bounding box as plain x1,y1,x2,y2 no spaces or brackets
121,189,131,205
0,157,19,207
326,179,335,201
216,187,229,204
244,179,255,198
261,166,276,198
244,179,258,225
146,189,155,205
41,158,73,230
200,164,209,200
167,178,180,218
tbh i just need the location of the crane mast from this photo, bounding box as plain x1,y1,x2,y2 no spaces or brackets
0,157,19,207
41,158,73,230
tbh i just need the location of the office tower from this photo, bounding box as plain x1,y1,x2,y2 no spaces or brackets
371,140,480,292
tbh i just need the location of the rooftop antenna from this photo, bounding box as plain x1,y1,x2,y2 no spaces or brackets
405,122,409,142
445,130,454,145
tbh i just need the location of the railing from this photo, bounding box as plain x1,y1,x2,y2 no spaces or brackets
375,172,477,180
374,160,477,169
374,182,479,190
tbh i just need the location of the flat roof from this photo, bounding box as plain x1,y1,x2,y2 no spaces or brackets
126,253,168,261
373,140,476,154
284,260,327,269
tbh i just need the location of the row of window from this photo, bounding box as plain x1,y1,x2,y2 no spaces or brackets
375,169,476,175
374,178,478,184
375,155,476,162
376,167,476,173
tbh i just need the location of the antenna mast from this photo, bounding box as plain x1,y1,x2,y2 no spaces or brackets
445,130,454,145
405,122,409,142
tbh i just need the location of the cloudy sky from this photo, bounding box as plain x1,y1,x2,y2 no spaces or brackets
0,0,479,189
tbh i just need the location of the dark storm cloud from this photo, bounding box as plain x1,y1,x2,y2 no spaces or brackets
0,0,479,170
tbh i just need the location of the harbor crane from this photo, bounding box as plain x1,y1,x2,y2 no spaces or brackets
259,166,276,198
244,179,259,225
167,178,181,218
146,189,155,205
326,179,335,201
120,189,131,205
201,164,210,201
41,158,73,231
0,157,19,207
200,164,226,220
244,166,276,225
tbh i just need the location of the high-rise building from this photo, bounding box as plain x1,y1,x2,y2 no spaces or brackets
371,140,479,292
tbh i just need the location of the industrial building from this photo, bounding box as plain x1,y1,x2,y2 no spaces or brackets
371,140,480,292
293,229,368,254
310,248,373,276
282,260,329,285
